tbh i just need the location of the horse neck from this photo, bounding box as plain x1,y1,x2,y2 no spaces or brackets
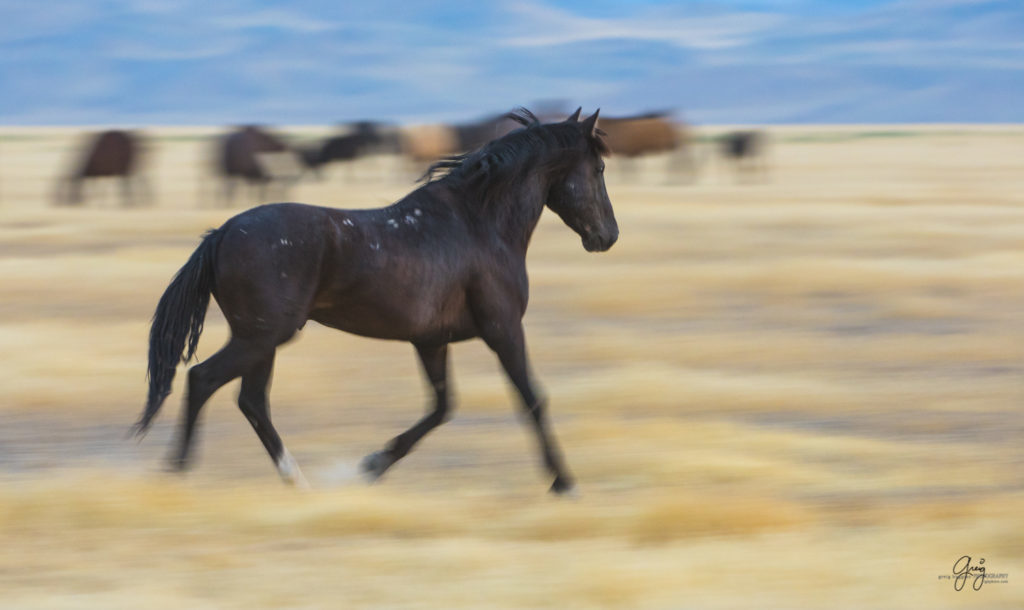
484,164,553,255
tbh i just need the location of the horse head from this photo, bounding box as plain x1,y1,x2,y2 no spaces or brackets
546,109,618,252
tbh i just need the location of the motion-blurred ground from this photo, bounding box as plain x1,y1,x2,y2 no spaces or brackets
1,126,1022,609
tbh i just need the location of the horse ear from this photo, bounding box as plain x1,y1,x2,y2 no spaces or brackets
581,109,600,136
566,107,582,123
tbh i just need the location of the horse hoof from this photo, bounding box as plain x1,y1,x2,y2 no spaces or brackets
550,477,578,498
277,449,311,490
164,457,189,473
360,450,394,483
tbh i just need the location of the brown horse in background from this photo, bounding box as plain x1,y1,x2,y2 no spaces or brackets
400,112,522,168
400,124,459,165
598,113,695,180
216,125,303,205
56,130,148,206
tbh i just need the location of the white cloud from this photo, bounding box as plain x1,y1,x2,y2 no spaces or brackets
499,1,784,50
104,39,244,61
1,0,1021,124
0,2,100,43
209,9,341,33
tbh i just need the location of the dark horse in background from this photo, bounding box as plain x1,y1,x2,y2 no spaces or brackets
720,130,768,182
56,130,148,206
299,121,401,179
133,108,617,495
216,125,302,205
453,113,523,153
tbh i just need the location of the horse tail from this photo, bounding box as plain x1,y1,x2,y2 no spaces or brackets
133,228,223,436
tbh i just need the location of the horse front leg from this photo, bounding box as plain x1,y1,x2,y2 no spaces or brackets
481,321,575,495
361,343,451,482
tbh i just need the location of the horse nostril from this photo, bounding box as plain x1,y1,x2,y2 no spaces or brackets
605,228,619,249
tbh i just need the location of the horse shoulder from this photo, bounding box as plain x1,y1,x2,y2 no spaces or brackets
465,245,530,324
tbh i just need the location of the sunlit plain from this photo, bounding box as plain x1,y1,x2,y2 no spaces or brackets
1,126,1022,608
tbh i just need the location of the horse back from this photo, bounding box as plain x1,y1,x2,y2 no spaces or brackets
600,117,679,157
220,126,291,179
79,130,137,177
401,125,458,163
307,199,490,342
212,204,336,340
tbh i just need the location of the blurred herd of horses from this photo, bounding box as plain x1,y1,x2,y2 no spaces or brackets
53,110,767,207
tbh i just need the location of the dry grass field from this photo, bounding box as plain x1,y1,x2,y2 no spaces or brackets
1,125,1022,608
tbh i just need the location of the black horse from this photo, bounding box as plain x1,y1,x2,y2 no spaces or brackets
133,108,616,495
57,130,147,206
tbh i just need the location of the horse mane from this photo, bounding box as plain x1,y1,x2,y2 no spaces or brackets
419,108,608,205
409,108,606,238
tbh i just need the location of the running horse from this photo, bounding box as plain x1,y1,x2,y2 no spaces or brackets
133,108,617,495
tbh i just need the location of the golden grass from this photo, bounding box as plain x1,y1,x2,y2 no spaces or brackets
2,470,1021,609
0,125,1022,608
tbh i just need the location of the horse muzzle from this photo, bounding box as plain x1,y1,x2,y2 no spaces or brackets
583,228,618,252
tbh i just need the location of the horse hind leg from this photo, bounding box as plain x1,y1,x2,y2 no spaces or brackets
221,177,236,207
135,174,154,207
120,175,134,207
238,352,309,488
361,343,451,482
169,336,272,472
57,177,84,206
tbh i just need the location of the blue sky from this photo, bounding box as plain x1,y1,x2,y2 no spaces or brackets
1,0,1022,125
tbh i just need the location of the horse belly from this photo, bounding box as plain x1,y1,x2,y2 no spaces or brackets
309,286,477,343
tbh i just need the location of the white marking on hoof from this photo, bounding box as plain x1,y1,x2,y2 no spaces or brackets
561,486,581,501
277,449,310,489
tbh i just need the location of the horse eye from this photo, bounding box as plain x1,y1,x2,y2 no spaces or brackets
597,163,605,174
